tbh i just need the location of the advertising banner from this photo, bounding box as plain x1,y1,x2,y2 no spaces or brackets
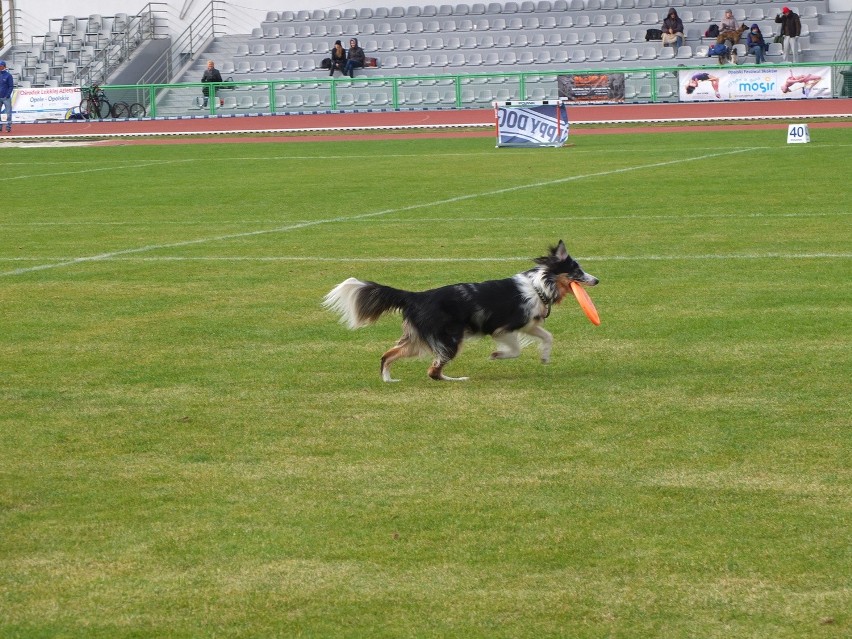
494,100,570,148
8,87,81,122
557,74,626,103
678,67,832,102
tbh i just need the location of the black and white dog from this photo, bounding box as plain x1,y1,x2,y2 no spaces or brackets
323,240,599,382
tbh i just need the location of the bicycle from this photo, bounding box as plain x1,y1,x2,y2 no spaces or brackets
79,85,112,119
111,101,147,118
80,86,147,119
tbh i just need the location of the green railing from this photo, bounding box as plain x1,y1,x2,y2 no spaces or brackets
94,61,852,119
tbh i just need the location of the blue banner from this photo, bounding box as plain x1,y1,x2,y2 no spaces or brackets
495,101,570,148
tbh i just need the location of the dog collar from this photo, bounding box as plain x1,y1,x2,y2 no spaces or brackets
533,285,553,318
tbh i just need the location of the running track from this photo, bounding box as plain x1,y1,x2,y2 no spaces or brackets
5,99,851,143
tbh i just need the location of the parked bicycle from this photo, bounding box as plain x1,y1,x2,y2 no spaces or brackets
111,101,147,118
79,84,112,119
79,85,147,119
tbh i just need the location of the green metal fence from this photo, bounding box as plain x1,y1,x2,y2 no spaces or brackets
95,61,852,119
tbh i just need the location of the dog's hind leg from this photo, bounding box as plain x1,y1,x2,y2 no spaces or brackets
426,331,468,381
522,324,554,363
380,330,419,382
427,359,469,381
380,344,405,382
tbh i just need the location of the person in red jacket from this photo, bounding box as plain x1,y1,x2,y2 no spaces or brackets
775,7,802,63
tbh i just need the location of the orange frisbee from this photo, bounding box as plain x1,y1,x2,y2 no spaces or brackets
570,281,601,326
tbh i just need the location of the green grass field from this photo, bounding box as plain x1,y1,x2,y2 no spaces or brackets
1,128,850,638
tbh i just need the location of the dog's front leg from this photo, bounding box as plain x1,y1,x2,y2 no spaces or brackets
523,325,554,363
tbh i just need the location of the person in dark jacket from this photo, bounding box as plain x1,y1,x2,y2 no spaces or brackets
343,38,365,78
661,9,684,53
746,24,768,64
0,60,14,133
329,40,346,77
775,7,802,63
200,59,223,107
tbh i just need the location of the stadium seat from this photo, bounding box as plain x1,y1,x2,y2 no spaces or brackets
622,46,639,60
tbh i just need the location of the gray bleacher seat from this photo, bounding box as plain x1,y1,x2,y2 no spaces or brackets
622,46,639,59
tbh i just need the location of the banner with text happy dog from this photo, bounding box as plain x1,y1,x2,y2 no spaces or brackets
494,100,570,148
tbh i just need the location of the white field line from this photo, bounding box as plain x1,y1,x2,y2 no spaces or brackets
0,159,196,181
0,147,805,277
3,253,847,264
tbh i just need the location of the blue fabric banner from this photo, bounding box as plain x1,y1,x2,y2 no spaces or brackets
495,101,570,148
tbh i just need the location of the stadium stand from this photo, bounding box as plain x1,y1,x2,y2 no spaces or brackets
4,1,848,111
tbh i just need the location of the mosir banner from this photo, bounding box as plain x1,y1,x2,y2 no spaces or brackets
678,67,832,102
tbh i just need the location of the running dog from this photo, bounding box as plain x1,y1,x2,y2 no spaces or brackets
322,240,599,382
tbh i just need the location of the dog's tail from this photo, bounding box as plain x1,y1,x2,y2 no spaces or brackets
323,277,409,329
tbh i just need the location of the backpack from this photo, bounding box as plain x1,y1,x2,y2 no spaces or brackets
645,28,663,41
705,24,719,38
320,57,331,69
708,43,728,56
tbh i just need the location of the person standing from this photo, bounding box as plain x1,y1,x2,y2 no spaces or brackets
200,59,223,107
343,38,365,78
775,7,802,63
0,60,14,133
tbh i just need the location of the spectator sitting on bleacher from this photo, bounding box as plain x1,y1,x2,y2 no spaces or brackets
344,38,366,78
661,9,684,54
329,40,346,77
720,10,738,33
200,60,223,107
747,24,768,64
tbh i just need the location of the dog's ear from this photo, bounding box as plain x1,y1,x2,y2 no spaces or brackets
554,240,569,261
